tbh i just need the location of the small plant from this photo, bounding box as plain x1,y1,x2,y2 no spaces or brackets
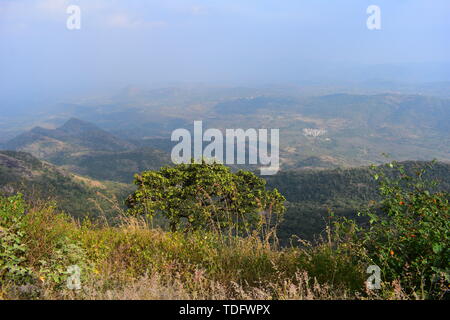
0,194,33,285
21,203,91,291
1,194,91,298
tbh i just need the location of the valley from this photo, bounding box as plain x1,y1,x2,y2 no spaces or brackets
3,87,449,172
1,88,449,242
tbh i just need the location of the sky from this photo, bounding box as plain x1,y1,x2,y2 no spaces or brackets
0,0,449,105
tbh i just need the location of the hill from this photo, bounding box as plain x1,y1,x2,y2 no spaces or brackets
3,91,450,170
3,119,170,183
4,118,135,159
52,147,171,183
1,146,449,244
208,93,450,169
266,161,450,242
0,150,132,218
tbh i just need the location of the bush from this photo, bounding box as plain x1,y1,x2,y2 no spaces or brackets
0,194,90,297
0,194,33,285
363,162,450,298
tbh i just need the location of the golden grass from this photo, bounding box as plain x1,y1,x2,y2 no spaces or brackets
1,204,410,300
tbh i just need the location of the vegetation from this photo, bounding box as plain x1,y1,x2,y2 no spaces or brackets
52,148,169,184
126,161,285,237
5,92,450,175
0,151,131,219
3,119,169,184
0,162,448,300
0,194,379,300
267,161,450,243
361,162,449,298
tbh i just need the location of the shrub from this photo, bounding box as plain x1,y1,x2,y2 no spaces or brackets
363,162,450,298
0,194,33,285
21,203,90,289
1,194,91,297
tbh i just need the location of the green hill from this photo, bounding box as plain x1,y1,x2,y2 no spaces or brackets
266,161,450,242
52,147,170,184
1,147,449,244
4,92,450,171
3,118,170,183
4,118,135,158
0,150,132,219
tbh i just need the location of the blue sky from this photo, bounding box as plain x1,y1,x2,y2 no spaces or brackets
0,0,449,103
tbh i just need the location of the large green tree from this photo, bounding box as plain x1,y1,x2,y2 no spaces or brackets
126,162,286,237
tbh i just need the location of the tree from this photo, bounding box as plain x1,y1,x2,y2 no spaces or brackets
126,161,286,237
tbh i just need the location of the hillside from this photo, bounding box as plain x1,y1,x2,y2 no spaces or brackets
1,160,447,300
266,161,450,242
3,92,450,171
3,130,448,243
3,119,170,183
207,93,450,169
52,147,171,183
0,150,132,218
4,118,135,158
2,113,449,242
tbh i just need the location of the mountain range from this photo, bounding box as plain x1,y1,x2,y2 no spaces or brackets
1,86,450,240
2,118,170,183
2,88,450,170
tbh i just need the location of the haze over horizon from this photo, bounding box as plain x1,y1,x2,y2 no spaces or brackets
0,0,449,108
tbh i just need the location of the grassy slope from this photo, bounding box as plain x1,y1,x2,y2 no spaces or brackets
0,150,132,219
0,200,399,300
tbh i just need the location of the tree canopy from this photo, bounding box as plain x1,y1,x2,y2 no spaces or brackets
126,161,286,236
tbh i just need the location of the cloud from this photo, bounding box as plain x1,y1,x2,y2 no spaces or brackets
190,5,208,16
106,13,166,29
36,0,69,13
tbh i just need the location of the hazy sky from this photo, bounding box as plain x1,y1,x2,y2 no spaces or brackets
1,0,449,103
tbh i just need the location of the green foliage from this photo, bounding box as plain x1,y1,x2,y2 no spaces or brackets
363,162,450,298
267,161,450,243
0,194,90,297
126,161,286,237
1,157,449,299
21,204,91,289
0,194,33,284
50,148,169,184
0,151,128,219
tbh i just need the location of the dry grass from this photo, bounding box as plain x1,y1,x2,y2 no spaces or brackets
1,202,412,300
31,271,353,300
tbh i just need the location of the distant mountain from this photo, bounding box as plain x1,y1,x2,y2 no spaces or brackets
4,91,450,172
214,96,297,115
3,118,171,183
0,151,132,218
299,94,450,133
4,118,135,158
